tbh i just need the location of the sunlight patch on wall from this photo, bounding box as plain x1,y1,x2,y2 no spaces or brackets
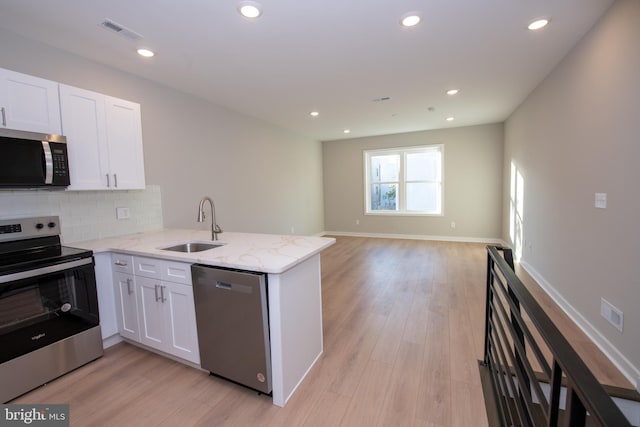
510,161,524,260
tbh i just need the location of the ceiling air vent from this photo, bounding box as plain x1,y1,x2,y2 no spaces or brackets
99,19,143,41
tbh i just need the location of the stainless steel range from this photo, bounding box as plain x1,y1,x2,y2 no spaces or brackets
0,216,103,403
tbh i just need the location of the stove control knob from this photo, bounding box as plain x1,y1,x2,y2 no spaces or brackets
36,223,44,229
48,222,56,228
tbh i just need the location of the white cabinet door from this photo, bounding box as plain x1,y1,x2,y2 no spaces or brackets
59,84,109,190
58,84,145,190
137,276,167,351
0,68,61,134
105,96,145,190
165,282,200,364
137,278,200,363
113,271,140,342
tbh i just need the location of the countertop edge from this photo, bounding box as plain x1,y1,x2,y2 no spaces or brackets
70,229,336,274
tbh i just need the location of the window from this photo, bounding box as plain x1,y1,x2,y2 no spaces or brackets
364,145,443,215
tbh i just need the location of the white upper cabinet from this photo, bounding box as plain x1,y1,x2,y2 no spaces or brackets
104,96,145,190
59,85,109,189
60,84,145,190
0,68,62,134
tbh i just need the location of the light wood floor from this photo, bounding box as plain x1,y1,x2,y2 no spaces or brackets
12,237,631,426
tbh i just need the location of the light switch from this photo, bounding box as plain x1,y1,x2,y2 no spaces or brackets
595,193,607,209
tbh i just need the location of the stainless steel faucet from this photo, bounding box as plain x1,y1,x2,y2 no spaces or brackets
197,196,223,241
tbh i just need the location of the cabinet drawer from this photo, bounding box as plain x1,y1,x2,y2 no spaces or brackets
162,261,192,285
112,253,134,274
134,256,162,279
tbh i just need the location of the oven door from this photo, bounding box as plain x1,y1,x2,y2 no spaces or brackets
0,257,99,364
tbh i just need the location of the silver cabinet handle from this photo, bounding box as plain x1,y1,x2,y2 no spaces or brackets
154,284,159,302
106,174,110,188
114,173,118,188
126,278,133,295
114,260,128,266
1,107,6,126
160,285,166,303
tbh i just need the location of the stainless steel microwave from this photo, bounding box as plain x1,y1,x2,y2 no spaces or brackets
0,128,70,188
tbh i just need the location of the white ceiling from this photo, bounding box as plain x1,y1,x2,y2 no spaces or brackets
0,0,613,141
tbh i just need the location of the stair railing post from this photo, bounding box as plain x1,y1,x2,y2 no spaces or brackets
483,251,494,366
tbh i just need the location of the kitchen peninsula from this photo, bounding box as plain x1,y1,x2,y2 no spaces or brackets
73,229,335,407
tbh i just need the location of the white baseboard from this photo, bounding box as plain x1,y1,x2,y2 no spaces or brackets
102,333,123,349
520,260,640,392
321,230,503,244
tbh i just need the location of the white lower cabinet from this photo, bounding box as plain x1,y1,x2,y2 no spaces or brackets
111,254,199,365
113,271,140,342
137,276,199,364
112,254,140,342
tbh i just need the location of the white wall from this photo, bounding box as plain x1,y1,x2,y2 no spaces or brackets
0,28,324,237
504,0,640,387
323,124,503,241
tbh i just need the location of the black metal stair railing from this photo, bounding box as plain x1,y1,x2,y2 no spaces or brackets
482,246,631,427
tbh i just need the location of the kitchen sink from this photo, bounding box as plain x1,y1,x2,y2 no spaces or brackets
159,241,225,253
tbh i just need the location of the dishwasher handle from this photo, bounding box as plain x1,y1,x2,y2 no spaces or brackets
216,281,232,290
214,281,253,294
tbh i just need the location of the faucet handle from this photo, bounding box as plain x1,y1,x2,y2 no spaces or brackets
213,224,223,233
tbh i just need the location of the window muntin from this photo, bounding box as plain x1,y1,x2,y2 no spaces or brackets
365,145,443,215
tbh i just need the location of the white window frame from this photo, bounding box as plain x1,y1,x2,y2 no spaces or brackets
364,144,444,216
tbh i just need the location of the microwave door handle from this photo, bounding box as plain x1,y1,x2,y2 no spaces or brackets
42,141,54,184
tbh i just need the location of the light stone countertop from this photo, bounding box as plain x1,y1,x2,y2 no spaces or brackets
69,228,336,274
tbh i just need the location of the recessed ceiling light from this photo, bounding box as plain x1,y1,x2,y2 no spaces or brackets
528,18,550,31
239,2,262,18
446,117,455,122
446,89,459,95
137,48,155,58
401,14,421,27
343,129,351,134
309,111,319,117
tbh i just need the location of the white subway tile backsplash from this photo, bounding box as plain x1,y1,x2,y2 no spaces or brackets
0,185,163,243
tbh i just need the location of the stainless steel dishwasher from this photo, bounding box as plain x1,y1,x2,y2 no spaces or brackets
191,264,272,394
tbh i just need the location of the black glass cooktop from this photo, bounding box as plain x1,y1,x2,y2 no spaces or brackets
0,236,93,276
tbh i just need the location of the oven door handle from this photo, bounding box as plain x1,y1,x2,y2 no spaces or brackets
0,258,92,284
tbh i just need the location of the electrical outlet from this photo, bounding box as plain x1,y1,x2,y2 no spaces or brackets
355,219,360,225
290,226,295,234
600,298,623,332
595,193,607,209
116,207,130,220
450,221,456,229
